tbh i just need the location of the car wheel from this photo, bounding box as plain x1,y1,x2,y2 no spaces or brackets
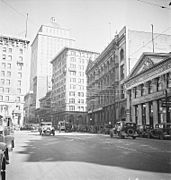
127,128,135,136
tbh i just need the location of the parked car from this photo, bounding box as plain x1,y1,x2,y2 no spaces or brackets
103,124,113,134
148,122,171,140
39,122,55,136
110,121,138,139
137,124,153,138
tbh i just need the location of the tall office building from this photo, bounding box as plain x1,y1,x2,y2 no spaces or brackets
30,19,75,109
0,35,30,126
51,47,99,127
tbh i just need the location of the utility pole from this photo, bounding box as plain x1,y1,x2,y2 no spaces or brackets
25,13,28,38
151,24,154,53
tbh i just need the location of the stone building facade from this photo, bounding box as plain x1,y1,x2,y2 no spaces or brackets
51,47,99,128
86,26,171,128
125,53,171,126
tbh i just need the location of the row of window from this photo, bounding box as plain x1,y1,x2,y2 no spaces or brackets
70,57,86,64
1,54,23,61
1,62,11,69
0,95,21,102
2,47,23,54
70,71,84,77
0,79,22,86
70,64,85,70
0,87,21,93
133,74,171,98
69,98,85,104
69,105,84,111
70,78,84,84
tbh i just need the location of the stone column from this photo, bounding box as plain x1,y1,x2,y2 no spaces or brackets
146,102,150,125
138,104,142,125
131,105,136,123
126,89,131,122
153,100,158,127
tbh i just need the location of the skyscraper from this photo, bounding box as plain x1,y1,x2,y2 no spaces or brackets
51,47,99,127
30,19,75,109
0,35,30,126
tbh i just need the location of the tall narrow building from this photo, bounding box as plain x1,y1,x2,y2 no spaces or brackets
51,47,99,128
0,35,30,126
30,19,75,110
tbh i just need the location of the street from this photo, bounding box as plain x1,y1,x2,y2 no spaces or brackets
7,131,171,180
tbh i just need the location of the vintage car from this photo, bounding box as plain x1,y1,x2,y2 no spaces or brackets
148,122,171,140
103,124,113,134
110,121,138,139
137,124,153,138
39,122,55,136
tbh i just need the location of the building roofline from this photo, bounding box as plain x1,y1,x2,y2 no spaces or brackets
125,52,171,83
51,47,99,64
0,35,30,43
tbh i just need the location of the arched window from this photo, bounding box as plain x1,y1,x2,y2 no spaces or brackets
120,49,124,61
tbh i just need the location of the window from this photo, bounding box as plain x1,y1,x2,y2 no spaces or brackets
1,79,5,85
69,98,75,103
2,63,6,69
69,105,75,111
2,54,6,60
19,49,23,54
9,48,12,53
5,88,9,93
17,63,22,70
1,71,5,77
69,91,75,96
7,71,11,77
8,55,12,61
167,73,171,88
16,97,20,102
70,57,76,62
2,47,6,52
5,96,9,101
120,85,125,99
0,96,3,101
6,79,10,85
70,64,76,68
157,77,162,91
148,81,153,94
18,72,22,78
18,80,21,86
17,88,21,94
19,56,23,61
0,87,4,93
120,49,124,61
134,87,137,98
70,84,76,89
141,84,145,96
120,64,124,80
7,63,11,69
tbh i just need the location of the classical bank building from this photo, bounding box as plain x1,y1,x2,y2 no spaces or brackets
125,53,171,126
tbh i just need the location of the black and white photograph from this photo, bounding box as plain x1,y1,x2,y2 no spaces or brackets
0,0,171,179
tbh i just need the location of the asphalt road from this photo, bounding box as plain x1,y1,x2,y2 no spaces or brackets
6,131,171,180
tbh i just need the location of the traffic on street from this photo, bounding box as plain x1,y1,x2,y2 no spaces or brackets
6,130,171,180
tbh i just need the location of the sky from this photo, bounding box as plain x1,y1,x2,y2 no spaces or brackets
0,0,171,53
